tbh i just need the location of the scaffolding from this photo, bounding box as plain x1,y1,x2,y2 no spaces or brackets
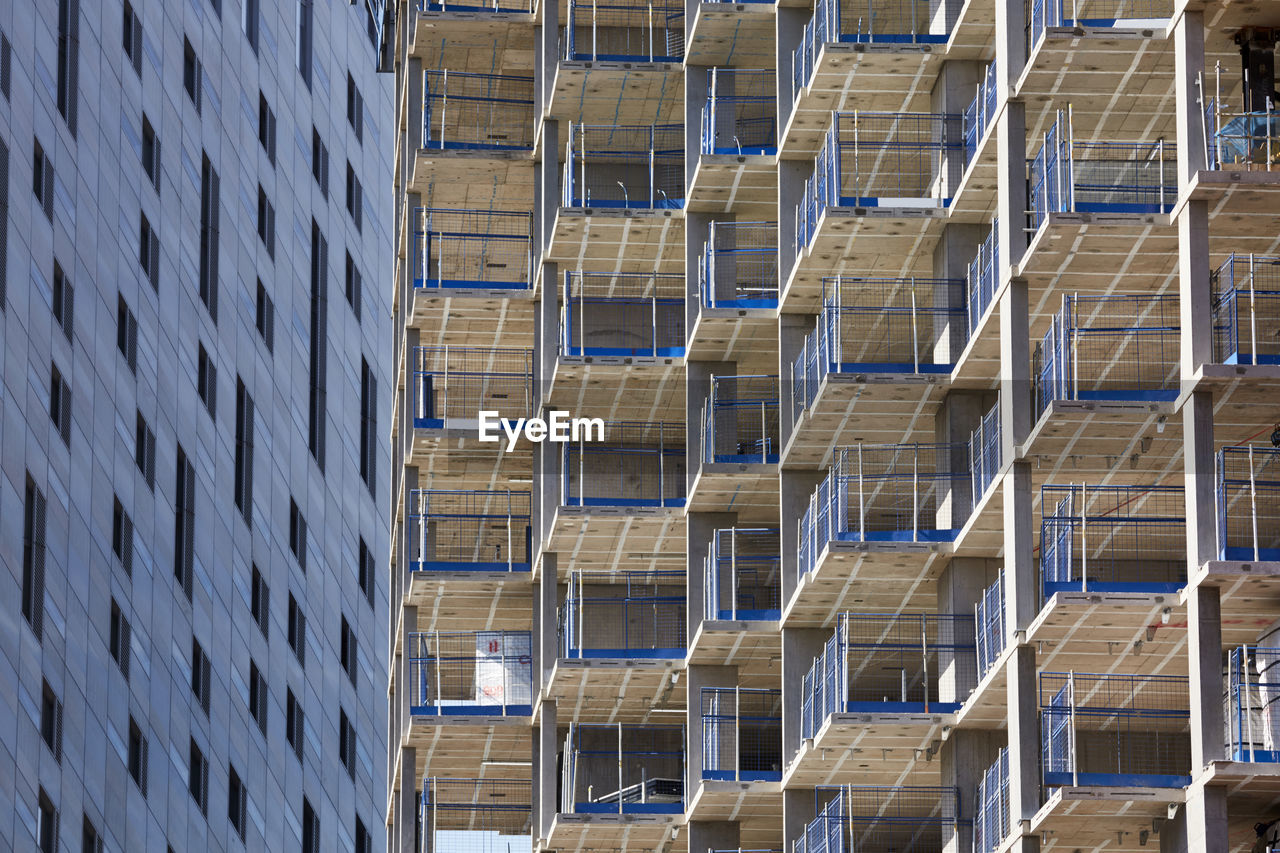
974,575,1005,682
563,0,684,61
1040,672,1191,788
700,221,779,309
1029,0,1172,50
422,72,534,151
796,786,962,853
965,219,999,336
561,271,685,357
1226,646,1280,763
1030,110,1177,231
414,208,532,290
562,421,687,508
962,61,998,165
1217,445,1280,562
702,69,777,155
702,375,780,464
563,123,684,208
802,613,978,737
1039,483,1186,598
562,724,685,814
701,688,782,782
704,528,782,621
1032,293,1180,416
409,489,532,571
418,778,533,853
412,346,533,428
1211,254,1280,365
561,570,687,658
408,631,534,715
973,748,1010,853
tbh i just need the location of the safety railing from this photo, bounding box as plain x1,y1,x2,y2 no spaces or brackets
561,570,687,658
1207,98,1280,172
1211,254,1280,365
1217,446,1280,562
562,724,685,814
704,528,782,621
1029,0,1172,52
563,123,684,209
796,112,963,253
412,346,533,429
561,271,685,358
702,375,780,464
409,489,532,571
1030,110,1176,232
413,207,533,291
1040,483,1186,599
801,613,977,737
563,421,686,508
973,749,1010,853
408,631,534,715
1226,646,1280,762
702,69,777,156
965,218,999,336
701,687,783,781
419,0,533,12
969,398,1002,503
422,72,534,152
1041,671,1191,788
794,786,962,853
564,0,684,61
962,60,998,166
974,575,1005,681
418,778,533,853
798,443,973,576
792,0,961,96
1032,293,1180,417
699,221,778,309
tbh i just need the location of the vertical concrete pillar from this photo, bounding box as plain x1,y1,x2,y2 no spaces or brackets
782,787,818,853
934,390,990,531
537,553,559,688
932,223,983,364
1006,645,1040,840
778,312,816,453
1183,391,1216,570
1184,783,1229,853
1002,461,1036,633
1188,584,1225,770
688,820,740,853
1174,10,1208,184
941,729,1000,853
931,61,982,200
781,627,829,766
536,702,558,841
777,159,810,297
686,66,710,189
998,281,1031,460
775,7,807,138
937,557,998,703
1179,200,1212,376
686,664,738,792
780,469,826,607
687,510,738,640
400,745,418,853
406,58,424,169
537,260,559,412
539,122,561,257
685,212,713,356
687,359,734,492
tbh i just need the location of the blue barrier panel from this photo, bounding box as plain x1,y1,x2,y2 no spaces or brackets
700,221,778,309
703,375,780,464
564,0,684,61
1217,446,1280,561
704,528,781,620
562,570,687,658
422,71,534,151
413,207,532,290
702,69,777,155
564,123,684,208
562,421,686,508
796,786,963,853
409,489,532,572
412,346,533,429
1227,646,1280,762
701,687,782,781
974,749,1010,853
1211,254,1280,365
561,271,685,357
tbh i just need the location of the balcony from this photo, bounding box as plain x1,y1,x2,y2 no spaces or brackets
422,71,534,153
1207,99,1280,173
408,489,531,573
689,221,778,360
418,778,533,853
795,786,962,853
954,61,999,220
1212,254,1280,366
700,687,782,782
412,346,533,432
685,0,774,67
560,724,685,815
560,271,685,359
1030,0,1171,51
691,375,780,514
1217,446,1280,563
704,528,781,622
409,0,535,76
411,207,532,293
562,0,684,62
561,422,686,510
407,630,533,717
702,68,776,156
561,571,687,659
1226,645,1280,763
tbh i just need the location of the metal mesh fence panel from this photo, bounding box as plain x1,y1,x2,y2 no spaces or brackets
1226,646,1280,762
962,61,997,165
705,528,782,620
836,112,964,201
408,631,534,711
704,375,780,463
814,276,967,372
562,421,686,507
410,489,532,568
564,0,684,60
796,787,961,853
566,725,685,811
1217,446,1280,561
423,72,534,151
562,271,685,357
420,778,533,853
965,218,999,334
415,208,532,290
974,575,1005,681
561,571,687,656
564,124,684,208
973,749,1010,853
700,221,778,308
412,347,533,424
421,0,534,12
702,69,777,154
1211,254,1280,365
701,687,783,779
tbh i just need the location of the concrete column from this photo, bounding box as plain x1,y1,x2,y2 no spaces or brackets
687,510,738,639
932,224,984,364
400,604,419,730
687,359,734,492
934,390,993,531
1003,461,1036,633
780,469,826,607
993,0,1027,101
940,729,1001,853
778,313,815,452
1184,783,1229,853
686,66,710,188
998,280,1031,458
1188,584,1225,769
537,553,559,688
537,261,559,411
684,212,713,357
775,7,807,138
1183,391,1216,569
1006,645,1040,827
538,0,559,117
1174,11,1208,183
536,702,559,841
937,557,999,703
782,788,818,853
1161,803,1189,853
994,103,1028,274
781,627,828,766
400,745,418,853
688,820,739,853
777,159,810,296
539,121,561,255
407,57,424,161
1179,200,1212,376
931,61,983,200
686,664,738,791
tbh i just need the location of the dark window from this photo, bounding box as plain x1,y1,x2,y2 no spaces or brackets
122,2,142,76
344,251,362,322
52,261,73,341
255,280,274,352
38,790,58,853
248,661,268,735
250,564,269,639
1,139,9,311
208,0,221,17
286,689,304,762
135,411,156,489
139,213,159,289
311,130,329,198
188,738,209,817
338,708,355,779
141,116,160,193
22,476,47,640
357,538,375,608
302,797,319,853
258,94,276,165
345,163,363,231
340,616,357,688
346,73,364,143
355,818,372,853
287,593,306,667
175,445,195,599
117,294,138,373
127,717,147,795
360,358,376,494
297,0,313,89
289,498,307,571
308,221,328,469
243,0,259,53
256,186,275,259
57,0,80,135
197,344,216,418
33,138,54,222
82,815,103,853
191,637,211,716
199,154,219,322
112,497,134,576
110,599,131,680
50,362,71,446
183,38,202,112
228,766,247,840
1,33,11,99
235,379,254,526
41,681,63,762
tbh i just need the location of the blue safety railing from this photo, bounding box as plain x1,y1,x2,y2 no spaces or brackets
702,69,777,155
973,749,1010,853
563,724,685,814
563,123,684,209
1040,672,1191,788
969,398,1002,503
1212,254,1280,365
1030,110,1176,232
965,218,999,336
703,375,780,464
1040,484,1186,599
704,528,781,621
795,786,962,853
700,221,778,309
422,71,534,151
563,421,686,508
1032,293,1180,418
1226,646,1280,762
412,346,533,429
962,60,998,166
1030,0,1172,52
408,631,533,716
562,570,686,659
419,778,533,853
409,489,532,572
802,613,977,736
1207,98,1280,171
413,207,532,291
561,271,685,358
420,0,532,12
564,0,684,61
974,575,1005,681
1217,446,1280,562
701,687,782,782
796,112,963,253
